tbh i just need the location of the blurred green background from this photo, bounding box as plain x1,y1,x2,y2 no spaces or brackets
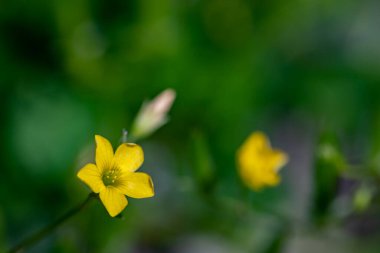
1,0,380,252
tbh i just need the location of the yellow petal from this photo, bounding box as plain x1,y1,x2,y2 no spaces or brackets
77,163,105,193
242,132,270,153
238,132,270,168
239,162,280,190
113,143,144,172
252,169,280,190
99,187,128,217
117,172,154,199
269,150,288,172
95,135,114,172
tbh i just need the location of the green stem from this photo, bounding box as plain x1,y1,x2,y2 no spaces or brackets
8,193,97,253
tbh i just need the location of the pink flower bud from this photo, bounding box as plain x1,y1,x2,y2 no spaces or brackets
131,89,176,140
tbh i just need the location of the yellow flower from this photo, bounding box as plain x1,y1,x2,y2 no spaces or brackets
237,132,288,191
77,135,154,217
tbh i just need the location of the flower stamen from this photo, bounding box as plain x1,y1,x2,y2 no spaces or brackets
102,167,121,186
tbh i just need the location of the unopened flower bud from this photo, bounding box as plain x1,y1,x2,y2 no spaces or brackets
131,89,176,140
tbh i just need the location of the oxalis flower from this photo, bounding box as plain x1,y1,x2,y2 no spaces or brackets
77,135,154,217
237,132,288,191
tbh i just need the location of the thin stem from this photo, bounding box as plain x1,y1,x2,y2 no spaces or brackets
8,193,97,253
120,129,129,143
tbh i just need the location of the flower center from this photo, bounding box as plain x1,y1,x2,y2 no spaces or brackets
102,168,121,186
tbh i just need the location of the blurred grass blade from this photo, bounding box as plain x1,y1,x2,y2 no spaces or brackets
190,130,216,194
369,112,380,177
311,132,346,225
262,223,289,253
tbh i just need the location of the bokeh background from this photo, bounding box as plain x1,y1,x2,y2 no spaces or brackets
1,0,380,252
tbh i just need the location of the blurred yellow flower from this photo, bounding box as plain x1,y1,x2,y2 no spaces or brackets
77,135,154,217
237,132,288,191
